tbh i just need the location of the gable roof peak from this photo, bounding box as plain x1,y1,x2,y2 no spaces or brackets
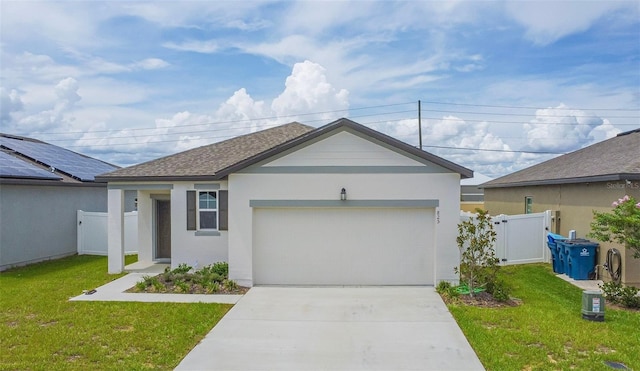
97,118,473,181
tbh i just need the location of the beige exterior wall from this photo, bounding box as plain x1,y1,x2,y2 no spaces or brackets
460,202,484,212
485,181,640,286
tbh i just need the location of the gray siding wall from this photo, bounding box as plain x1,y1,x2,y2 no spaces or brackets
0,184,115,270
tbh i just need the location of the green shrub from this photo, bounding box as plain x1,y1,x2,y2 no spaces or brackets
436,280,460,300
601,281,622,303
150,276,164,292
194,271,223,286
135,280,148,291
162,271,175,282
174,279,190,293
172,263,192,274
436,280,452,294
211,262,229,278
204,281,220,294
600,281,640,308
224,279,238,291
486,278,512,302
619,286,640,308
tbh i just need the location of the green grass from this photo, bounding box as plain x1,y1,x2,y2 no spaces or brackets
0,255,232,370
448,264,640,370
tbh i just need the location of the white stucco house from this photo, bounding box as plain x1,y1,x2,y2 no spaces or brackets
97,118,472,287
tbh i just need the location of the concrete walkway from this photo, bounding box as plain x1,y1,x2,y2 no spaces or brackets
68,273,243,304
175,287,485,370
556,273,603,292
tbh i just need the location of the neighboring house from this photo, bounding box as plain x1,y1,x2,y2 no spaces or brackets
98,118,472,286
0,134,131,271
483,129,640,285
460,172,492,212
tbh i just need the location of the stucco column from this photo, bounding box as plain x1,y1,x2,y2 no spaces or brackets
108,188,125,274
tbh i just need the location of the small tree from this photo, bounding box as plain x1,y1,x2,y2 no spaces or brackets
588,195,640,259
456,209,499,297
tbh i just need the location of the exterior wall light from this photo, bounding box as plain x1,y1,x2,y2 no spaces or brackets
340,188,347,201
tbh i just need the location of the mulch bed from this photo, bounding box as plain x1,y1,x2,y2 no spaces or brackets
125,275,250,295
442,291,522,308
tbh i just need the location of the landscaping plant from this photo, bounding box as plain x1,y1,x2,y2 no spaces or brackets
133,262,244,294
455,209,500,297
600,281,640,309
589,195,640,258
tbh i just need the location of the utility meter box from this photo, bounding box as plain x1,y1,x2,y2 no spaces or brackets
582,290,605,322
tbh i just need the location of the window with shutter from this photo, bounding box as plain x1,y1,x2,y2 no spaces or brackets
219,190,228,231
187,190,196,230
188,189,228,233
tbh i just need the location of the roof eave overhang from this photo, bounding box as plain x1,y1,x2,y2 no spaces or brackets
482,173,640,188
95,175,224,183
215,118,474,179
0,178,105,187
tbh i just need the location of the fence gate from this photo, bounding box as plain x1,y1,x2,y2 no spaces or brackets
493,211,551,265
77,210,138,255
461,210,551,266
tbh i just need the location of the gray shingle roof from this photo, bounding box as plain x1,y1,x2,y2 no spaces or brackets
483,129,640,188
98,118,473,182
98,122,315,181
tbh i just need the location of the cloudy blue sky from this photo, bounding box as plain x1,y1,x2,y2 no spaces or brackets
1,1,638,178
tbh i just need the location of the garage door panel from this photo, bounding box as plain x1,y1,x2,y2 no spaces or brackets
253,208,434,285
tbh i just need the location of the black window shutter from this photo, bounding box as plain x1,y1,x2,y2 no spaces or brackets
219,190,228,231
186,190,196,230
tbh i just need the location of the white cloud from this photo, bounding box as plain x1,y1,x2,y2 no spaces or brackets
11,77,82,133
132,58,170,70
370,115,516,177
72,60,350,166
55,77,81,107
0,88,24,123
505,2,636,45
272,61,349,121
0,1,104,48
590,119,621,142
524,104,608,152
163,40,220,54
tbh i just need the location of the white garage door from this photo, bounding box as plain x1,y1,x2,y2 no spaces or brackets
253,207,434,285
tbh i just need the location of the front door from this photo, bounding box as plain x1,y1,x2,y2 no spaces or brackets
156,200,171,260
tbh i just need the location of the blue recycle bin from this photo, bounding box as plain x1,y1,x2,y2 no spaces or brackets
556,239,586,276
567,241,599,280
547,233,567,273
558,239,589,275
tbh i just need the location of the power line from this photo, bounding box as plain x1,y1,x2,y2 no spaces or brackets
57,115,573,157
423,145,565,155
38,102,416,136
420,108,639,119
42,109,417,143
418,100,640,112
26,99,640,139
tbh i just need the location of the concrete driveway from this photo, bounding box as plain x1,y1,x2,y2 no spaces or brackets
175,287,484,370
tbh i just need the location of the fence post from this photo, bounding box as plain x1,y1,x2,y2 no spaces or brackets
493,214,506,264
77,210,84,255
544,210,552,262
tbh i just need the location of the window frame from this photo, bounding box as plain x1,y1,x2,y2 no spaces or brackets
197,190,219,230
524,196,533,214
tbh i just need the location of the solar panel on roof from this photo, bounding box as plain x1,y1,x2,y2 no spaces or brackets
0,137,117,181
0,151,63,180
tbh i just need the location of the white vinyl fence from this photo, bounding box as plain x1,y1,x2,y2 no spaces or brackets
77,210,138,255
460,210,552,265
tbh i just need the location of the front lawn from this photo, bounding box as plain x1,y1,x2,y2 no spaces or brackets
448,263,640,370
0,255,232,370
